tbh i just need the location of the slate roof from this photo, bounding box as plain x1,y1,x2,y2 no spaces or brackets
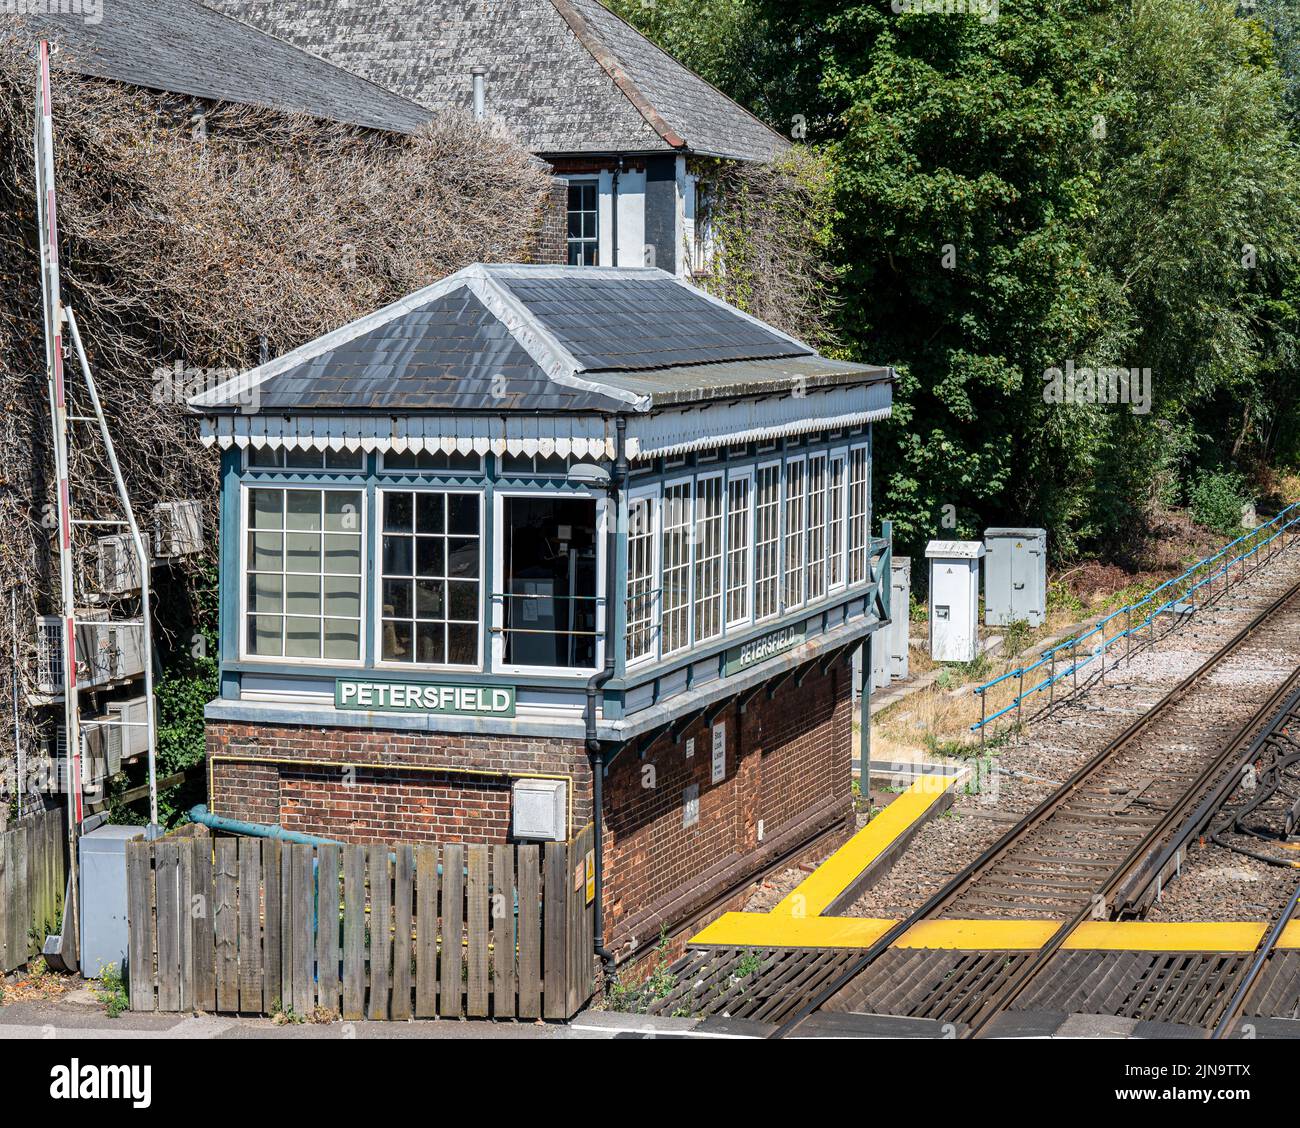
5,0,434,134
189,265,889,416
200,0,788,161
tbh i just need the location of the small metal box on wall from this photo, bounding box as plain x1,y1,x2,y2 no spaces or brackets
889,557,911,680
983,528,1047,627
926,541,984,663
79,824,147,979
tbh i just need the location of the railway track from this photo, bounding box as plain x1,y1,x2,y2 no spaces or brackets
768,577,1300,1039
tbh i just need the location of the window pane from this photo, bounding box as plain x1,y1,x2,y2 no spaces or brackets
285,575,321,617
693,477,723,644
248,615,282,656
447,538,479,578
661,483,692,654
383,535,413,576
285,616,322,658
251,489,283,528
324,577,360,619
324,619,360,661
249,574,283,614
385,492,414,533
755,465,781,620
380,490,482,668
415,537,445,577
249,532,282,571
502,495,597,669
324,491,361,532
726,477,751,626
323,534,360,575
415,579,445,618
286,532,321,572
383,620,412,662
626,496,657,663
416,492,444,534
448,581,478,621
784,460,806,609
448,494,478,535
383,579,413,620
243,487,362,664
448,624,477,666
849,446,869,584
828,455,846,589
286,491,322,532
416,622,446,665
807,455,827,602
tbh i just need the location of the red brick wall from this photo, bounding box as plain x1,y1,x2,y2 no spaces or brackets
205,656,853,965
601,659,854,959
528,175,569,266
206,722,590,845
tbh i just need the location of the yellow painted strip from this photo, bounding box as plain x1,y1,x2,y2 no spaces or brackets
691,913,1300,953
772,774,962,918
691,912,896,949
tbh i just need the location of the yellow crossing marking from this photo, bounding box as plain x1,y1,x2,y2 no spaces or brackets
772,774,961,918
691,767,1300,955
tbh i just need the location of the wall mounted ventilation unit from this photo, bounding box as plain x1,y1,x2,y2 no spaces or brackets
36,611,146,694
152,500,203,558
96,533,149,596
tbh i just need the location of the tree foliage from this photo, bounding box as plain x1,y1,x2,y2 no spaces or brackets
617,0,1300,563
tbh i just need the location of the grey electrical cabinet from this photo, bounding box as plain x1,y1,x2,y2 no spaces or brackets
984,528,1047,627
870,628,890,691
79,824,147,979
889,557,911,680
926,540,984,663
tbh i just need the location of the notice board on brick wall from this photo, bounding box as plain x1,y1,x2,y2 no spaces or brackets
711,722,726,784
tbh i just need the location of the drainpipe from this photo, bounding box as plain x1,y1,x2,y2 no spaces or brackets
610,156,623,268
585,415,627,981
471,66,487,121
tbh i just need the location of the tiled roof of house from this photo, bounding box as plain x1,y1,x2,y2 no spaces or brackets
6,0,434,134
200,0,788,161
189,265,886,416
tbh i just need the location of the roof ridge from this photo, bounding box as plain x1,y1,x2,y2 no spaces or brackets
573,0,790,157
546,0,685,150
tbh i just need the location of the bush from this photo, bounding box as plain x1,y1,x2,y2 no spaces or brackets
1189,469,1250,536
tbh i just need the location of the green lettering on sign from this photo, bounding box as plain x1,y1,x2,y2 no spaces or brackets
723,626,807,677
335,680,516,717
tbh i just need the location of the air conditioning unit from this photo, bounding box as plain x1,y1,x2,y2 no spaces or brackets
96,533,149,596
105,695,151,773
35,611,146,694
153,500,203,558
43,724,109,790
511,778,568,842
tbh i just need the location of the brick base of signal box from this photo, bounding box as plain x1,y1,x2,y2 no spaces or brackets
206,654,856,974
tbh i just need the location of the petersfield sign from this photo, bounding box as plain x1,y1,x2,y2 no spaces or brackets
723,625,806,676
335,679,516,717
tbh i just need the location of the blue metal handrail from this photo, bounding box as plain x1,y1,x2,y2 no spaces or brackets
971,501,1300,735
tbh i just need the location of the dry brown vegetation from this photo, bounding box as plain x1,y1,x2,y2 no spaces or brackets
0,32,551,805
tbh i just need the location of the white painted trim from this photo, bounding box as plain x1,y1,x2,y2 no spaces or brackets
724,466,755,631
372,485,486,674
238,482,368,669
491,487,608,679
626,482,662,669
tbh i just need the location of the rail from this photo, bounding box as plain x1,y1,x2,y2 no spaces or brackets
972,501,1300,738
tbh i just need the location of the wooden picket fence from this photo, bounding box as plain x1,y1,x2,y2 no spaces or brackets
0,807,67,974
125,825,597,1021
